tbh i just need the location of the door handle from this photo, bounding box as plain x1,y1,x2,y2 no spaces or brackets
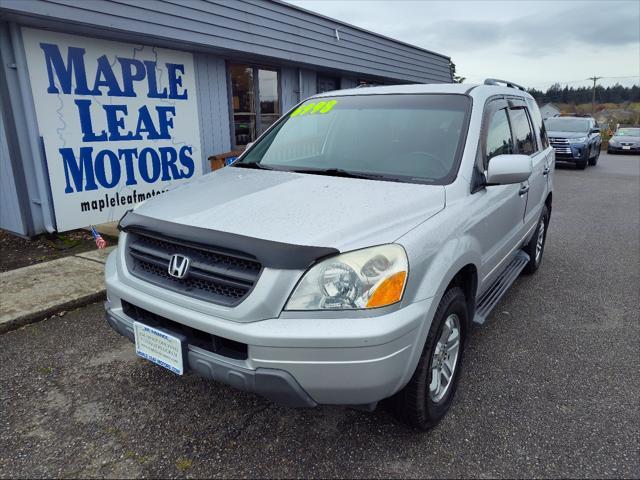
519,184,529,195
543,165,550,176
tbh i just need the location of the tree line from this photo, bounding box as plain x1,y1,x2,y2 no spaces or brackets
527,83,640,105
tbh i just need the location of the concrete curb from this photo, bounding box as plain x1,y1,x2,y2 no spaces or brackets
0,247,115,334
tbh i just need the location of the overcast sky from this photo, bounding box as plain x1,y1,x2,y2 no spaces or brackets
286,0,640,90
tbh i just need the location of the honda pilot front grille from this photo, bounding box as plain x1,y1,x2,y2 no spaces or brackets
126,231,262,306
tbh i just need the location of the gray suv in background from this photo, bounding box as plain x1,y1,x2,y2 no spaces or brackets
105,80,554,429
545,116,601,169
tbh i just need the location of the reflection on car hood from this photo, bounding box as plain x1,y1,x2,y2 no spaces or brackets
547,130,589,139
134,167,446,252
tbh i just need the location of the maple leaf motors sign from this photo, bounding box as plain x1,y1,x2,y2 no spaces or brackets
22,28,203,231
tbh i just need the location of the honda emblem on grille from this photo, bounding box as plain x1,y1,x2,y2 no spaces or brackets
168,254,190,279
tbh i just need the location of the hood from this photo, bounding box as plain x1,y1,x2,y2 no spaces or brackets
547,130,589,139
611,135,640,143
134,167,445,252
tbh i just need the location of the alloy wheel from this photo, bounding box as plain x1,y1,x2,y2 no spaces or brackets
429,314,461,403
535,218,545,263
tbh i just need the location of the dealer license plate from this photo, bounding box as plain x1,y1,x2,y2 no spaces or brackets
622,146,631,150
133,322,184,375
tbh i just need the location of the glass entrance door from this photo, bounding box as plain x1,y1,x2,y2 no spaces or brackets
230,64,280,148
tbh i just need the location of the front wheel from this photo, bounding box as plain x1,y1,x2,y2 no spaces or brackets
589,147,600,166
576,159,587,170
389,287,467,430
523,205,549,274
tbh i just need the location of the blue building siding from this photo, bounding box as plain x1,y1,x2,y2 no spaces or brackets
194,53,232,171
0,0,452,84
0,93,26,235
280,66,299,113
299,69,317,100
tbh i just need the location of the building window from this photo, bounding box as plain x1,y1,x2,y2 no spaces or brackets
317,76,339,93
229,64,280,147
357,79,382,87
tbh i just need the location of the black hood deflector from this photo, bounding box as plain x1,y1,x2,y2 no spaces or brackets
118,211,339,270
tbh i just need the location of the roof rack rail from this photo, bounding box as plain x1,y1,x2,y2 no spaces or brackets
484,78,527,91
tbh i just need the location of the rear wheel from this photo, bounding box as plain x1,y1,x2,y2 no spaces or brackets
389,287,467,430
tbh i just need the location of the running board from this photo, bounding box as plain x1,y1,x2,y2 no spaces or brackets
473,250,530,325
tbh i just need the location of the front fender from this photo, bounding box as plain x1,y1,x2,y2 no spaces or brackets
399,215,482,305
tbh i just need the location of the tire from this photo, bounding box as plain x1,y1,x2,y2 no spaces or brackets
576,160,587,170
389,287,467,430
523,205,549,274
589,147,600,166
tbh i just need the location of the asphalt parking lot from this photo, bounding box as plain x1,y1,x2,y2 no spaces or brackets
1,152,639,479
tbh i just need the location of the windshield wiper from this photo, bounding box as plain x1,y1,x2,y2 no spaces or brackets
288,167,388,181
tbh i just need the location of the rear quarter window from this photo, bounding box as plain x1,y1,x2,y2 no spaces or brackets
527,100,549,149
486,108,514,161
509,108,536,155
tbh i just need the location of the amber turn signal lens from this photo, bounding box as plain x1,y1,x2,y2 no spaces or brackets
366,271,407,308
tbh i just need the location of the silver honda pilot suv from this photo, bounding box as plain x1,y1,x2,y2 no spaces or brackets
105,80,554,429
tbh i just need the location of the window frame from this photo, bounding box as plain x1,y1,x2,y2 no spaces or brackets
227,62,282,149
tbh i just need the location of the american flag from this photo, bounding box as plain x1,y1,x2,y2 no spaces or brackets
90,226,107,249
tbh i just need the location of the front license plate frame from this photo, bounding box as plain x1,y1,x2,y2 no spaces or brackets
133,321,186,375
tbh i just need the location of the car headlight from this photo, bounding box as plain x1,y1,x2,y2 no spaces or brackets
568,136,588,143
608,139,619,146
285,244,408,311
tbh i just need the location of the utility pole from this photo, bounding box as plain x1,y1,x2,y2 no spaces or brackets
588,76,603,116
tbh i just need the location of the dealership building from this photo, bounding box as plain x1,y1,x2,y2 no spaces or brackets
0,0,452,236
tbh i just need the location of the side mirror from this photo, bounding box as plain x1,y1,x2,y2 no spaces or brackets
590,128,600,134
486,154,532,185
245,141,254,149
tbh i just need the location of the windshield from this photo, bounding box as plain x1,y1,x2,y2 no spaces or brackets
235,94,471,184
544,117,590,133
615,128,640,136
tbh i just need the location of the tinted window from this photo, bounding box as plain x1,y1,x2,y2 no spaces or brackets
527,100,549,149
486,108,513,161
510,108,536,155
239,94,471,184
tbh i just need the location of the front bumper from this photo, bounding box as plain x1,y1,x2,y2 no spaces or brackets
608,144,640,153
553,143,590,162
105,250,435,406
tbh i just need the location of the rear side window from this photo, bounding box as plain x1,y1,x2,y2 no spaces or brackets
527,100,549,149
509,108,536,155
486,108,513,161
